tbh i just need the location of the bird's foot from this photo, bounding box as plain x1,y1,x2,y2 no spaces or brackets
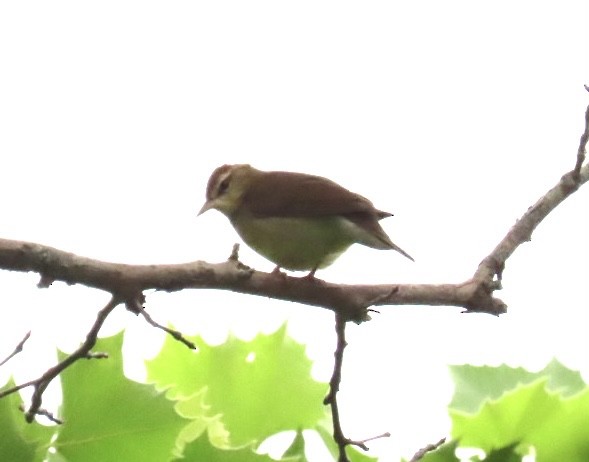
271,266,287,278
301,267,322,283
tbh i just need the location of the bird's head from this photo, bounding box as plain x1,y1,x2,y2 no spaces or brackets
198,164,259,217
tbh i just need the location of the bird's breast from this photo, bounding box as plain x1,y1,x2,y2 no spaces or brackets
229,214,357,271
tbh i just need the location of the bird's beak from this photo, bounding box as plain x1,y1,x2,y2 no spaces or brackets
197,200,213,216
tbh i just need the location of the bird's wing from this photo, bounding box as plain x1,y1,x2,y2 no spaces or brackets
242,171,390,218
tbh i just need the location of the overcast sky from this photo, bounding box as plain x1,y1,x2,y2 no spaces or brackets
1,2,588,460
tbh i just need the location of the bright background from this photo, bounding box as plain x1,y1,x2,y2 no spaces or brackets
1,2,588,460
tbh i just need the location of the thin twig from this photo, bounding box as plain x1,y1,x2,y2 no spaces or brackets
324,313,346,407
573,99,589,178
18,404,63,425
85,352,109,359
0,380,37,398
0,331,31,367
138,306,196,350
0,297,120,422
360,432,391,444
325,314,353,462
409,438,447,462
324,314,387,461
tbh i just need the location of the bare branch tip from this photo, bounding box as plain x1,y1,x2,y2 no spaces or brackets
0,381,34,399
37,274,55,288
360,431,391,444
0,331,32,367
229,243,240,261
139,306,195,349
20,404,63,425
409,437,447,462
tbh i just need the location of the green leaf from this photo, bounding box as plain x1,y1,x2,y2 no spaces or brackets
451,379,589,462
174,389,231,452
283,429,308,461
45,450,69,462
347,446,380,462
146,324,329,446
315,423,378,462
53,332,187,462
173,433,278,462
449,359,586,413
315,422,339,460
483,443,520,462
0,379,54,462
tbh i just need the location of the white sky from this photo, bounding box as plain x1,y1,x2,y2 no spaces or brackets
1,2,588,460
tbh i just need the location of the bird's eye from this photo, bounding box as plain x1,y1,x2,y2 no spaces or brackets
218,178,230,195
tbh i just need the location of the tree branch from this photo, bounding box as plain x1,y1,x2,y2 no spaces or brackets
137,305,197,350
473,149,589,290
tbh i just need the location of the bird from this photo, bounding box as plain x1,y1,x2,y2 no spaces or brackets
198,164,413,278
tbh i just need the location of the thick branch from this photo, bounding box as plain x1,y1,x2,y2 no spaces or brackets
0,239,508,320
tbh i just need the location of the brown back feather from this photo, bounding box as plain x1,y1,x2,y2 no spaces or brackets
242,171,391,219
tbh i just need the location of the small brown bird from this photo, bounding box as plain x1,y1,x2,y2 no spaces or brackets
199,164,413,277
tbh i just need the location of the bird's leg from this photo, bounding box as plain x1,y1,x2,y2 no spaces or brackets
303,267,318,281
271,265,287,278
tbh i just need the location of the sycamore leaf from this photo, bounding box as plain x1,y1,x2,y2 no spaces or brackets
451,379,589,462
146,324,328,447
449,359,585,413
174,389,231,453
53,332,188,462
315,423,378,462
283,429,308,461
173,432,286,462
483,443,520,462
0,378,54,462
347,447,381,462
315,423,339,460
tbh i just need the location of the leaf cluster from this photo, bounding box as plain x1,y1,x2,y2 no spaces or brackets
0,327,372,461
414,360,589,462
1,329,587,462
